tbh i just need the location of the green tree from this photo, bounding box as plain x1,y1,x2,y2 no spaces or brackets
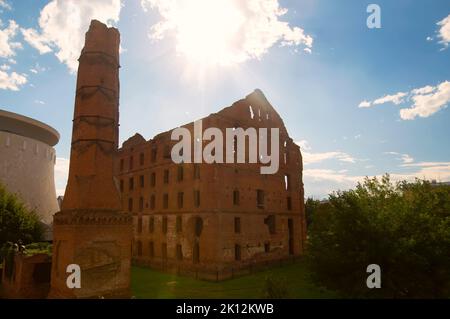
307,175,450,298
305,197,320,228
0,183,44,247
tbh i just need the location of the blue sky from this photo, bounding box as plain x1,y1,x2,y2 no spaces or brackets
1,0,449,198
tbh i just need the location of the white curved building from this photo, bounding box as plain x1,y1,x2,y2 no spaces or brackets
0,109,60,226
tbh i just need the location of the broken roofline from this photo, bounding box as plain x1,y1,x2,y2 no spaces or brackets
122,89,296,148
171,119,280,175
119,89,300,175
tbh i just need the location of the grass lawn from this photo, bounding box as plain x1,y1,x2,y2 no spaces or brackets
131,260,339,299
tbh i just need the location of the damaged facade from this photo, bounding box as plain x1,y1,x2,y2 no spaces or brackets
49,20,132,298
115,89,306,280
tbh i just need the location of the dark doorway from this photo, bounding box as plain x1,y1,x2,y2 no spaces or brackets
33,262,51,284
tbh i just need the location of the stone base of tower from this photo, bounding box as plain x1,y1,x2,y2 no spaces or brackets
48,210,133,299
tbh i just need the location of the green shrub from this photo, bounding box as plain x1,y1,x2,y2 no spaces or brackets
307,175,450,298
1,243,16,278
25,242,52,256
0,183,44,247
305,197,320,228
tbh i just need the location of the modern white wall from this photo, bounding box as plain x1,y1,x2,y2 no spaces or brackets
0,131,59,225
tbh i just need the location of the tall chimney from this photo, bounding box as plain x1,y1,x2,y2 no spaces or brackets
63,19,121,211
49,20,132,299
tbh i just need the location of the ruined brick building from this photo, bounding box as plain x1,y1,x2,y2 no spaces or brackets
1,20,304,300
114,89,306,280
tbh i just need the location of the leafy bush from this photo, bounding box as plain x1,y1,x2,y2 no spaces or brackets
0,183,44,247
0,242,16,278
307,175,450,298
305,198,320,228
25,242,52,256
260,275,290,299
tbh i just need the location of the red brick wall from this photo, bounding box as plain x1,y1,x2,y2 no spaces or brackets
115,90,306,279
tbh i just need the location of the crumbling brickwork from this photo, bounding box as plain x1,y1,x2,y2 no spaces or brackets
49,20,132,298
1,254,51,299
115,89,306,280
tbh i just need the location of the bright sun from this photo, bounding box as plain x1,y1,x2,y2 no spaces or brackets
171,0,245,66
147,0,314,71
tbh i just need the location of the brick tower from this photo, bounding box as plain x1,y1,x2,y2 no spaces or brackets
49,20,132,298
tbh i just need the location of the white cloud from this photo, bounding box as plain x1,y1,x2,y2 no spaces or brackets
400,81,450,120
400,161,450,168
304,168,360,184
384,155,450,181
55,157,69,196
303,162,450,198
373,92,407,105
359,80,450,120
21,0,122,72
299,145,450,198
303,151,356,165
385,151,414,164
0,20,22,58
0,1,11,11
29,63,46,75
295,140,356,165
411,85,435,95
34,99,45,105
437,14,450,47
0,69,27,90
400,154,414,164
21,28,52,54
303,168,362,198
296,139,311,151
298,143,450,197
0,63,10,70
394,163,450,183
358,100,371,108
304,161,450,199
142,0,313,65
